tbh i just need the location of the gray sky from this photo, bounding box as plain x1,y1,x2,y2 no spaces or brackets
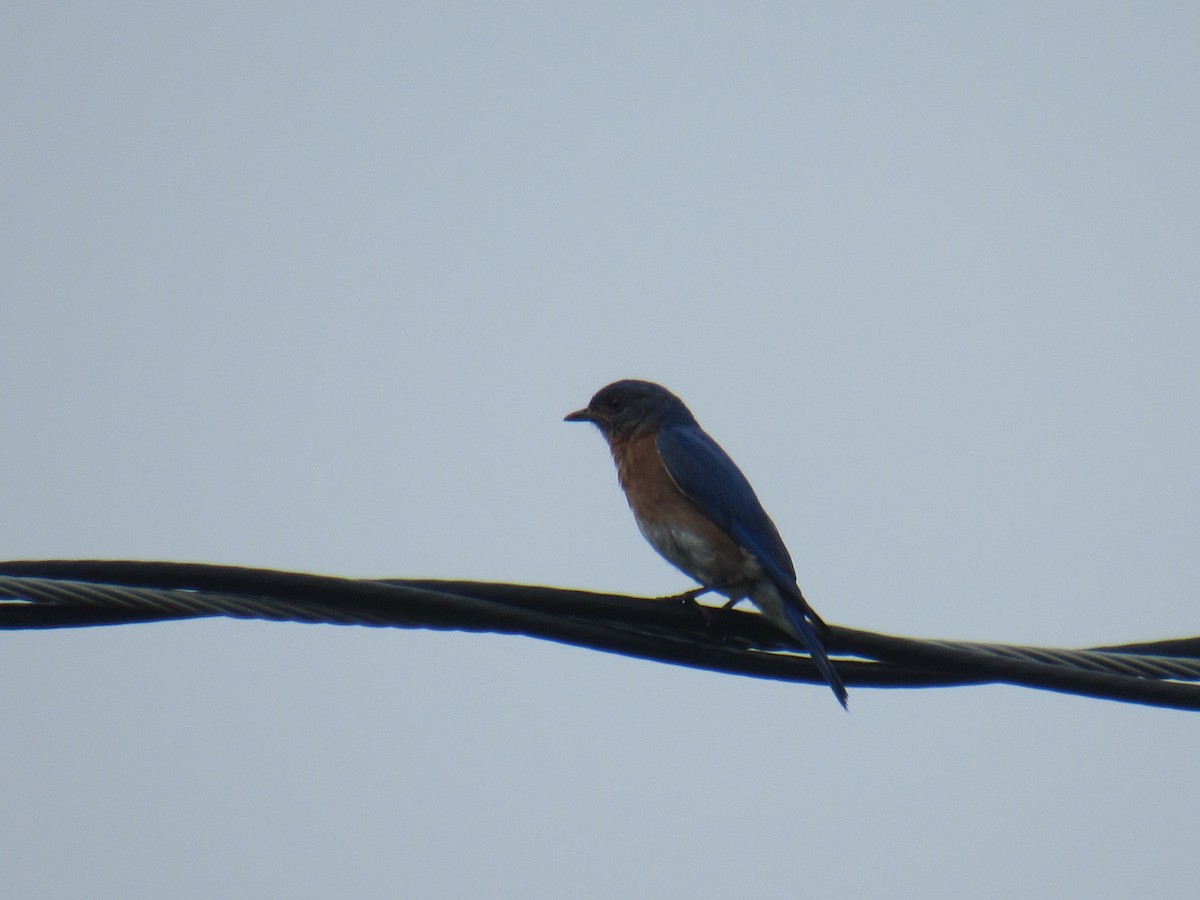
3,3,1198,898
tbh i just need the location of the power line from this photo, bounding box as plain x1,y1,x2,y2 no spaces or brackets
1,559,1197,711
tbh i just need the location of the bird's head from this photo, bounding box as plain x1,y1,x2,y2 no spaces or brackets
564,379,694,439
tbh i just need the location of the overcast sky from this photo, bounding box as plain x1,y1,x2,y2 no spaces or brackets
3,3,1199,898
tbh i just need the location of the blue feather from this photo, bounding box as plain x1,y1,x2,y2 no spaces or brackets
657,423,848,708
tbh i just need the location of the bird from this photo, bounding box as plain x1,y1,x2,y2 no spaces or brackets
565,379,848,707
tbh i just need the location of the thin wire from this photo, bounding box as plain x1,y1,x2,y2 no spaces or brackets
1,560,1197,711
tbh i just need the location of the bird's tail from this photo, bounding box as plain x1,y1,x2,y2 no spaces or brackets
753,583,849,709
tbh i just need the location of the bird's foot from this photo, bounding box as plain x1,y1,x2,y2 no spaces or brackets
655,587,714,625
656,586,713,605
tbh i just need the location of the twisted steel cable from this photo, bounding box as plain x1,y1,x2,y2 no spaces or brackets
1,560,1197,711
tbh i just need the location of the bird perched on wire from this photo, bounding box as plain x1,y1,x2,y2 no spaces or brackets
566,379,847,708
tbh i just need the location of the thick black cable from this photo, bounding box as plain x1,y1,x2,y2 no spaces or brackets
0,560,1197,710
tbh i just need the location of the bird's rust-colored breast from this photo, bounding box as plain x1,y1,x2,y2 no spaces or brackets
609,429,758,592
611,430,690,523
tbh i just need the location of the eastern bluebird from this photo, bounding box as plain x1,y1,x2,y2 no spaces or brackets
566,379,847,707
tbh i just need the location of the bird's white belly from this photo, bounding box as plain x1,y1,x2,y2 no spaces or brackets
637,519,761,596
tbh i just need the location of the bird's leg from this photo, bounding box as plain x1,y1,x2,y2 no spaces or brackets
721,597,746,611
655,585,724,632
656,585,713,605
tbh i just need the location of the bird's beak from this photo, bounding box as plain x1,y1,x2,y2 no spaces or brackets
564,407,596,423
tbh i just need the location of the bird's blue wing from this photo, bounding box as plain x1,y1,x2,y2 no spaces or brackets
654,424,797,587
657,423,847,707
